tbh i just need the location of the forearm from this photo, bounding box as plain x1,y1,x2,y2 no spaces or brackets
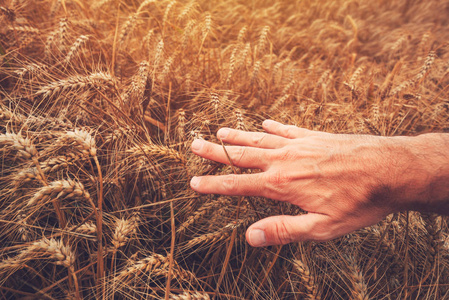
391,133,449,214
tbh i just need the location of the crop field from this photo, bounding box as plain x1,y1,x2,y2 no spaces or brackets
1,0,449,299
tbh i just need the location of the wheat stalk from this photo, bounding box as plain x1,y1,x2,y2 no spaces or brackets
234,109,246,131
250,60,262,85
269,94,290,113
237,25,247,44
177,2,198,23
347,66,365,92
16,214,32,242
128,60,150,104
201,12,211,41
137,0,156,13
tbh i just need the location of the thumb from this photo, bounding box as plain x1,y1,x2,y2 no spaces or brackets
246,213,332,247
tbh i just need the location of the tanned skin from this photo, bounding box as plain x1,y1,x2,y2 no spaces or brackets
190,120,449,247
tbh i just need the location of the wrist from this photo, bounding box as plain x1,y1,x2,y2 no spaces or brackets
386,133,449,214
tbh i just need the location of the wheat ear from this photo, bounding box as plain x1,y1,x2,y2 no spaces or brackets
293,259,321,300
14,63,48,78
117,253,195,283
127,143,186,165
162,1,176,32
64,129,97,157
177,197,231,234
346,255,369,300
118,13,137,46
256,25,270,56
237,25,248,43
111,216,140,249
250,60,262,85
64,35,89,64
177,2,198,23
182,19,196,49
0,132,38,160
234,109,246,131
24,237,75,268
36,72,115,98
184,218,248,250
27,179,91,207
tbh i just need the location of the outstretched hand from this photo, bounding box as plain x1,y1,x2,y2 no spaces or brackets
190,120,449,247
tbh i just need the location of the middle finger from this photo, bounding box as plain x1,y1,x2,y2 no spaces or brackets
191,139,270,170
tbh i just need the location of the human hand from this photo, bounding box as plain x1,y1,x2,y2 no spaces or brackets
189,120,449,247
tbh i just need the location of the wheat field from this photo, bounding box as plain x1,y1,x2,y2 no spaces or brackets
1,0,449,299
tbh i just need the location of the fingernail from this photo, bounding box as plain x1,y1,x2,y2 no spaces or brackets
190,176,201,187
191,139,204,151
249,229,266,247
217,128,230,140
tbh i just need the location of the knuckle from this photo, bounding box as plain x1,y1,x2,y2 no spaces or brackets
223,174,237,190
265,170,290,194
251,133,266,146
282,125,295,138
230,147,246,165
273,217,294,245
266,170,282,185
272,147,295,162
